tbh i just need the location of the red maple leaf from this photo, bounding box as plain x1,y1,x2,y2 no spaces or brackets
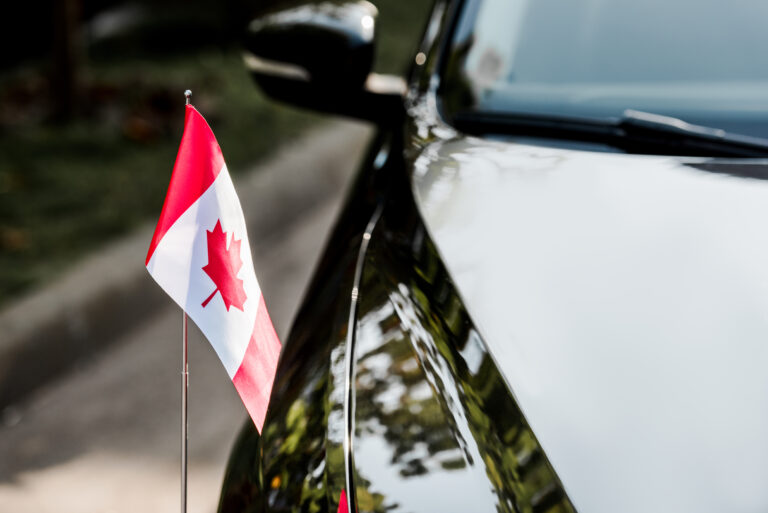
201,220,247,311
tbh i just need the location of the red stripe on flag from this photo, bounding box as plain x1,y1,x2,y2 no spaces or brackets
232,294,282,432
146,105,225,264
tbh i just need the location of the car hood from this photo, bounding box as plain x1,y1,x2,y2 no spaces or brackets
411,137,768,513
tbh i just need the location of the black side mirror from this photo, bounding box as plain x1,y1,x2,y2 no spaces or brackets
244,1,404,123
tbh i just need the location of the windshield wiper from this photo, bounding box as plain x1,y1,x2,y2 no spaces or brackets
618,110,768,157
452,109,768,158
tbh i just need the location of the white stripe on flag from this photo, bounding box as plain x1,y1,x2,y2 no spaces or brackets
147,165,262,377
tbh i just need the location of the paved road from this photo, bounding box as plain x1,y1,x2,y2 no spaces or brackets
0,126,369,512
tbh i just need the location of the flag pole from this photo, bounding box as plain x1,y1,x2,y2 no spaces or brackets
181,89,192,513
181,310,189,513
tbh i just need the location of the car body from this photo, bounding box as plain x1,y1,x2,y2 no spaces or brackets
219,0,768,512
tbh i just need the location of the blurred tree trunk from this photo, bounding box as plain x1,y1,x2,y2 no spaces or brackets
51,0,82,122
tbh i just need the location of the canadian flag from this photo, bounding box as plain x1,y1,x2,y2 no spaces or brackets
146,104,281,432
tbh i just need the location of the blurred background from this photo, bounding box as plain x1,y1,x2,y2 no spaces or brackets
0,0,431,511
0,0,431,305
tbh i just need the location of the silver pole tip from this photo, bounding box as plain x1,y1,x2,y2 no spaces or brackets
184,90,192,105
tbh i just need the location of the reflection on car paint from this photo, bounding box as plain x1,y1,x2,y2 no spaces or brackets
218,134,390,513
350,187,575,513
409,129,768,513
218,131,577,512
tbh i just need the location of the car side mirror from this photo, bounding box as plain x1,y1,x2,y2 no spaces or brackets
244,0,405,123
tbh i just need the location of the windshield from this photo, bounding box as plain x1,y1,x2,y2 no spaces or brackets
441,0,768,139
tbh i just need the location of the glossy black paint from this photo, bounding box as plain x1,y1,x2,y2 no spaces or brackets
222,0,576,510
219,125,576,512
220,0,768,511
218,130,391,513
349,169,576,513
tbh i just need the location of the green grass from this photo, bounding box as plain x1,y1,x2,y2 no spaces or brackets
0,51,318,305
0,0,434,307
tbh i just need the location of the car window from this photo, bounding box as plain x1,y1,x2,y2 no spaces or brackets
442,0,768,139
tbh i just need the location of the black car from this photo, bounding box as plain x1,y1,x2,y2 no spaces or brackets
219,0,768,512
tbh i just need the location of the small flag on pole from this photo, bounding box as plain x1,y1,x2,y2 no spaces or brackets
146,103,281,432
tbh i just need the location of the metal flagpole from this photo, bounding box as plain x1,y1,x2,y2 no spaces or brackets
181,89,192,513
181,310,189,513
